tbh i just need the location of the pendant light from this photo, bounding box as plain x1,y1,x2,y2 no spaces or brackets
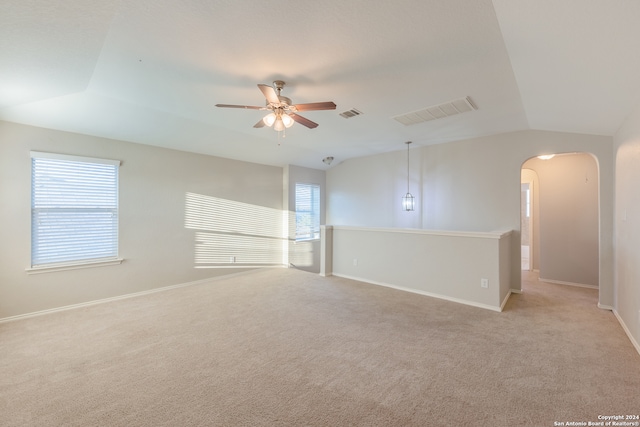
402,141,415,211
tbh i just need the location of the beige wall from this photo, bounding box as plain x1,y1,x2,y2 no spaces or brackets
327,148,422,229
327,129,614,306
0,121,283,319
1,118,627,337
331,227,512,311
614,100,640,351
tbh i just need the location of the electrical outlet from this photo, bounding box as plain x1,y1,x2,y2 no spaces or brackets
481,278,489,288
230,256,236,263
353,258,358,266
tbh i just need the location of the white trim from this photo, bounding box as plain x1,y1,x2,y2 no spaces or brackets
538,277,598,289
30,150,121,166
194,264,285,269
510,288,523,294
500,291,513,311
26,258,124,274
597,303,614,310
612,309,640,357
332,273,503,312
0,269,266,324
331,225,512,240
294,237,320,243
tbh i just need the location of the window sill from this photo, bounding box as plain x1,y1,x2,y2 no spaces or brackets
26,258,124,275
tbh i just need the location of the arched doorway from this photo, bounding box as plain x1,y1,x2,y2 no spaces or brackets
521,153,600,290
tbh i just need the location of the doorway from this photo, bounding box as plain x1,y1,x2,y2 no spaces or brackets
521,153,599,288
520,180,533,271
521,168,538,273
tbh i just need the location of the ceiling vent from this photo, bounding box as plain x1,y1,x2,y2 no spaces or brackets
339,108,362,119
393,97,477,126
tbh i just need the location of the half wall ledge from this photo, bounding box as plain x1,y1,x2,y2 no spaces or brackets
321,225,513,312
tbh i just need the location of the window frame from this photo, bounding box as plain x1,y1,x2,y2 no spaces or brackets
27,151,123,274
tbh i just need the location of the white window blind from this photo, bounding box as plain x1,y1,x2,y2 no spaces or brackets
295,183,320,241
31,152,120,268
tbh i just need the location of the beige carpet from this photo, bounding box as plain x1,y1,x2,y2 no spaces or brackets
1,268,639,426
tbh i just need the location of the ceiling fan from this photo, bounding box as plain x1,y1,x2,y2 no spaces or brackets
215,80,336,131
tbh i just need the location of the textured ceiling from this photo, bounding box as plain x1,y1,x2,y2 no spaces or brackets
1,0,639,169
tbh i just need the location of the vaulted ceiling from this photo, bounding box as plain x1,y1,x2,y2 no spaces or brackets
2,0,639,169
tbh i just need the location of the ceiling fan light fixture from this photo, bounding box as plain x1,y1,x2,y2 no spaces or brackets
281,114,294,128
263,112,276,127
217,81,336,134
273,117,285,132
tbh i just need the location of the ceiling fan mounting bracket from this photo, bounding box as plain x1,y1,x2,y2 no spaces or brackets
273,80,286,93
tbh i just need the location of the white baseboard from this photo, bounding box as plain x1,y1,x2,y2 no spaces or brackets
0,269,264,324
612,309,640,357
500,291,514,311
538,277,598,289
332,273,503,312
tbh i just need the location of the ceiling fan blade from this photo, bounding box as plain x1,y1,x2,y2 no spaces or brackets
253,119,266,128
258,84,280,104
290,113,319,129
215,104,264,109
293,101,337,111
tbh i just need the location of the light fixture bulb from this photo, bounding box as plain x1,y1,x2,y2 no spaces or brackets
281,114,294,128
273,117,285,132
263,113,276,127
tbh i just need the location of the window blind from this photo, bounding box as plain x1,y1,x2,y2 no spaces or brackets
31,152,120,267
295,183,320,240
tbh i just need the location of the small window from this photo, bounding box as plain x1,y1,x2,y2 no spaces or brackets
30,151,121,270
295,183,320,241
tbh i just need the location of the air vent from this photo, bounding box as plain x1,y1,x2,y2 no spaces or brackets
393,97,477,126
340,108,362,119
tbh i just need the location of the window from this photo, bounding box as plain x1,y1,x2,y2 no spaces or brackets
295,183,320,241
30,151,121,271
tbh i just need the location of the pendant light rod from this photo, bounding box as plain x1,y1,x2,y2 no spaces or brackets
402,141,415,211
406,141,411,192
